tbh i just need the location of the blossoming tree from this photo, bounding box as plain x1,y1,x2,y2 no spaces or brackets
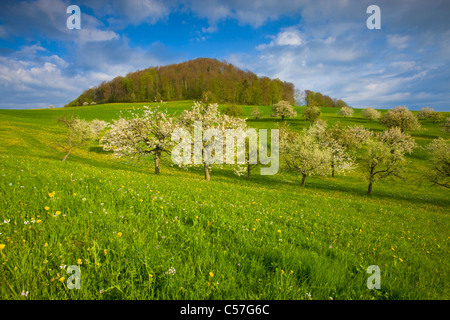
101,106,177,174
175,102,247,181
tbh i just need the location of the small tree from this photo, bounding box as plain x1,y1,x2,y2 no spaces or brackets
428,111,444,124
337,106,354,118
380,106,421,132
302,105,321,123
101,106,177,174
441,117,450,133
358,127,416,195
361,107,381,122
280,123,331,186
271,100,297,121
177,102,247,180
57,116,94,162
251,107,264,120
425,138,449,188
417,106,434,120
90,119,107,140
223,103,244,117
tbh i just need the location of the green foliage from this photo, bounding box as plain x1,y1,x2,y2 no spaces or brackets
302,105,321,123
222,103,244,117
67,58,295,107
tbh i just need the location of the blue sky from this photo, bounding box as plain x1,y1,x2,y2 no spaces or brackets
0,0,449,110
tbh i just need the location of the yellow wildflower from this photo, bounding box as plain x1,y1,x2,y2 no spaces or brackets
117,232,122,237
44,206,49,211
0,244,5,250
209,272,214,277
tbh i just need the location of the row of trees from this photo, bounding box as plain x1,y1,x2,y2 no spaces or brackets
66,58,295,107
304,90,348,108
58,102,449,194
250,101,449,134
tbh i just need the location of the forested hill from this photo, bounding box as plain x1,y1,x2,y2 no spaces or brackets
65,58,295,107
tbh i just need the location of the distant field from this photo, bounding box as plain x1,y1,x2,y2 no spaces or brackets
0,101,448,300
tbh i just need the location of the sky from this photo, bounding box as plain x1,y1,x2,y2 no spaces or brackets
0,0,449,111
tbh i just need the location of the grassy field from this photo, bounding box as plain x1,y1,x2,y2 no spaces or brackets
0,101,449,300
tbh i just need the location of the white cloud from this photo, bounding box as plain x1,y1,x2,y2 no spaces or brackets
387,34,410,50
257,29,303,50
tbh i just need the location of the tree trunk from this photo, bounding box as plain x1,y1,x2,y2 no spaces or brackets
62,147,73,162
281,115,285,121
247,163,251,179
204,163,211,181
331,162,335,178
301,174,307,187
154,151,161,174
367,181,373,195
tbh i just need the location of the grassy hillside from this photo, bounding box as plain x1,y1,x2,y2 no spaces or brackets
0,101,448,300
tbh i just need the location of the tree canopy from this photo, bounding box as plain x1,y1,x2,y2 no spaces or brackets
66,58,295,107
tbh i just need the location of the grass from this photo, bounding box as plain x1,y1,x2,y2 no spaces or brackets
0,101,448,300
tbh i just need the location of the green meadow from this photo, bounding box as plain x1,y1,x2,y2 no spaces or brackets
0,101,448,300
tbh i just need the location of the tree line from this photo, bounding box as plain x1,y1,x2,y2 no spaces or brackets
65,58,295,107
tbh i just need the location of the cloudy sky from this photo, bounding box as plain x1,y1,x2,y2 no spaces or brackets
0,0,449,110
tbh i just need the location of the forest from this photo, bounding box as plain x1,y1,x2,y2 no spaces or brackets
65,58,296,107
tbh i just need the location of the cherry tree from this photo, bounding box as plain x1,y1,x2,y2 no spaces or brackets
337,106,354,118
271,100,297,121
425,138,449,188
101,106,177,174
280,123,331,187
175,102,247,180
361,107,381,122
57,115,94,162
358,127,416,195
380,106,421,132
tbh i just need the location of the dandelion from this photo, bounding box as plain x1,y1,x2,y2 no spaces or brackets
290,270,294,274
103,249,107,255
59,277,65,282
281,270,285,274
277,230,281,233
44,206,49,211
0,244,6,250
36,220,42,224
117,232,122,237
55,211,61,215
48,191,55,198
44,243,48,247
209,272,214,278
77,259,82,265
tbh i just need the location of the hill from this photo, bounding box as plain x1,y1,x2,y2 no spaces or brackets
0,101,449,299
65,58,295,107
